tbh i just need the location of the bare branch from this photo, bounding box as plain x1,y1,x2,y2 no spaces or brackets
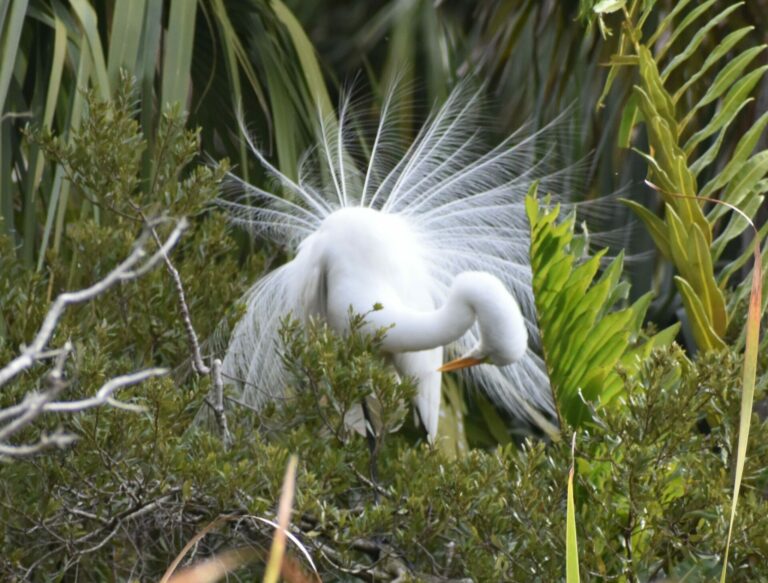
209,359,232,449
133,209,233,447
133,205,209,375
0,220,186,458
43,368,166,412
0,431,77,457
0,219,187,388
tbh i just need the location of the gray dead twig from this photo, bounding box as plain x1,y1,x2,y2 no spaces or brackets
0,219,186,459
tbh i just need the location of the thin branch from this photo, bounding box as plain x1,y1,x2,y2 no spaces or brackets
0,220,185,458
43,368,165,412
0,431,77,457
133,205,209,375
0,219,187,388
210,359,232,448
132,207,234,447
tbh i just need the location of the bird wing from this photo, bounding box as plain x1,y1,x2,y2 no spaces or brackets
221,233,332,409
221,264,298,408
293,236,328,321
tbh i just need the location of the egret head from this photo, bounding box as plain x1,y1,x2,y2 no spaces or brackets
438,272,529,372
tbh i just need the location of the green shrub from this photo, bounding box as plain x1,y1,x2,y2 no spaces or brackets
1,11,767,582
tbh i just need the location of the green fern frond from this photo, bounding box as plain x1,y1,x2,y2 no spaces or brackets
527,187,678,427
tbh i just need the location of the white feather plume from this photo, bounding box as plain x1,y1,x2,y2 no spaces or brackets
219,81,577,425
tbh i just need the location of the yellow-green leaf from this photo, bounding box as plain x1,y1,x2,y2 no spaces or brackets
690,105,747,178
685,65,768,154
674,276,727,351
661,3,743,81
566,434,580,583
689,223,727,335
622,199,671,259
665,204,691,275
713,195,765,263
654,0,719,62
702,112,768,200
673,26,753,103
637,47,675,126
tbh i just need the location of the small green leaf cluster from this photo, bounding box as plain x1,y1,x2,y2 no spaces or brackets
26,74,229,243
275,309,416,447
577,347,768,581
0,78,259,577
527,189,678,426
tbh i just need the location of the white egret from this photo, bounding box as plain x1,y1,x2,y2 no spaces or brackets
220,83,568,440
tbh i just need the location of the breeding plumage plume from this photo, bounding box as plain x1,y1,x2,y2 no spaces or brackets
219,82,572,440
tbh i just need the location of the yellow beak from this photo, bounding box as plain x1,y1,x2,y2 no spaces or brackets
437,356,488,372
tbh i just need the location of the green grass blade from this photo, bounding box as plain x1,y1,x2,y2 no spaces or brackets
566,433,580,583
473,391,512,447
272,0,333,119
0,0,29,113
161,0,198,111
0,112,13,239
437,378,469,458
0,0,29,114
53,33,91,256
139,0,163,180
70,0,110,100
262,55,301,180
35,13,68,271
719,210,763,582
210,0,247,176
0,1,11,32
20,37,52,265
420,0,449,102
210,0,269,117
107,0,147,84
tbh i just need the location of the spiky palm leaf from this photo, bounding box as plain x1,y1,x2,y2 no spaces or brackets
527,188,679,426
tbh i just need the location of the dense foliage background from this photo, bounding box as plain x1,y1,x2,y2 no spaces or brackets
1,0,767,580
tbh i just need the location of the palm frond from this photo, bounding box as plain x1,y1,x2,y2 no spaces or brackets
527,187,678,426
600,0,768,351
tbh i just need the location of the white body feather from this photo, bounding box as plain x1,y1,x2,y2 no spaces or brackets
221,82,566,438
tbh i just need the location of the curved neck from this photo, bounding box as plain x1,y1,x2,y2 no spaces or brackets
365,284,476,354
